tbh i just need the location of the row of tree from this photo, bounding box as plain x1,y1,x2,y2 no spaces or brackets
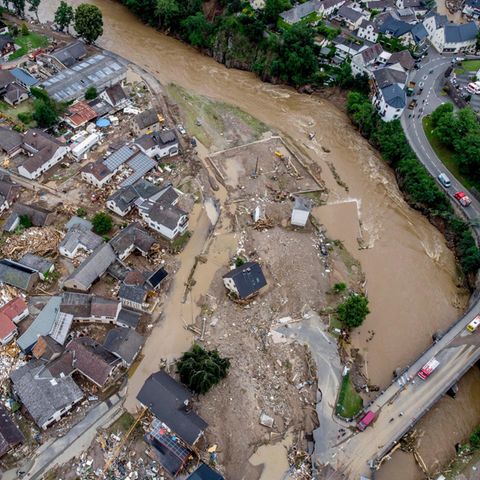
347,92,480,280
5,0,104,44
429,103,480,182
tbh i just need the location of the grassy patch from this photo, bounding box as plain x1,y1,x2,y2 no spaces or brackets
460,59,480,72
10,32,49,60
170,231,191,253
335,373,363,419
423,116,480,191
107,412,135,434
455,67,465,75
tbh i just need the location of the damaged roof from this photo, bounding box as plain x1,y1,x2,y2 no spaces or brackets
0,404,24,458
109,222,156,257
222,262,267,299
103,327,144,365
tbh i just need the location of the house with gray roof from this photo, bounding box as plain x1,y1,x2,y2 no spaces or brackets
357,19,379,43
0,259,38,292
99,83,128,110
10,359,83,429
16,296,62,352
107,179,162,217
372,64,407,121
66,215,93,231
3,202,55,233
0,174,20,214
351,43,384,76
0,127,23,156
109,222,156,260
429,21,478,53
18,253,54,280
336,4,365,30
50,41,87,68
60,292,121,324
104,327,144,366
117,307,142,329
59,225,104,259
0,404,24,457
63,243,116,292
223,262,267,299
135,129,179,159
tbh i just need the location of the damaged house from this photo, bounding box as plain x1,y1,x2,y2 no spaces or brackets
3,202,54,232
0,404,24,458
60,292,122,325
223,262,267,299
0,173,20,213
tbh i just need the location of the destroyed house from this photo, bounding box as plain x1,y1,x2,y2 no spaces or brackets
137,371,208,446
222,262,267,299
0,174,21,212
32,335,63,361
3,202,54,232
145,418,193,477
0,404,24,458
10,360,83,429
103,327,144,366
62,337,121,388
109,222,156,260
0,259,38,292
18,253,54,280
63,243,116,292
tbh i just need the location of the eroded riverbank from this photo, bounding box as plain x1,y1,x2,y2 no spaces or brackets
37,1,479,477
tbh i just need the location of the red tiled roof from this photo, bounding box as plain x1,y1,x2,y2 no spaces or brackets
65,101,97,127
0,297,27,321
0,314,16,340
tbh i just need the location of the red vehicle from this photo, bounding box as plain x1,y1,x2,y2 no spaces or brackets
357,411,376,431
28,48,44,61
417,358,440,380
454,191,472,207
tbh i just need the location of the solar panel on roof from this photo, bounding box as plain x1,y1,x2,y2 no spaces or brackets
97,71,106,79
111,63,121,71
103,67,113,75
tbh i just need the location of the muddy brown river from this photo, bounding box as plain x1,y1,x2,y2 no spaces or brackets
39,1,480,477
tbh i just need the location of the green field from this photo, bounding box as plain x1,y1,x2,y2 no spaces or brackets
335,373,363,419
460,59,480,72
422,116,480,191
10,32,49,60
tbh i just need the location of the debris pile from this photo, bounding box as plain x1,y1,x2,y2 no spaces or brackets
0,344,25,385
0,227,63,259
287,446,313,479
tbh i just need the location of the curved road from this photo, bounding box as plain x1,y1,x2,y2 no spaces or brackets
317,50,480,479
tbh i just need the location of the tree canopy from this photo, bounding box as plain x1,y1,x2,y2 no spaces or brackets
54,1,75,32
91,212,113,234
177,344,230,395
74,3,104,44
336,294,370,328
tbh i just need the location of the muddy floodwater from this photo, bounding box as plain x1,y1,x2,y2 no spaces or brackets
39,0,479,476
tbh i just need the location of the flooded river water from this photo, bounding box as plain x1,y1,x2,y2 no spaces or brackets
38,1,479,477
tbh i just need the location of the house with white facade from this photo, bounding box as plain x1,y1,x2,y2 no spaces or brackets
357,20,379,43
428,21,478,53
18,130,69,180
291,196,313,227
372,64,408,121
135,130,179,159
336,4,366,30
351,43,384,76
280,0,345,24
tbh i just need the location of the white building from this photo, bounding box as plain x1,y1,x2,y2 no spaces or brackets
357,19,379,43
351,43,384,77
291,197,313,227
428,21,478,53
372,65,407,121
135,130,179,159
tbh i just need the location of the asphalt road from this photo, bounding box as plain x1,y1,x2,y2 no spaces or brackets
401,49,480,227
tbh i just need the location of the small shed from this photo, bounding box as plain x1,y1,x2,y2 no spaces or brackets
291,196,313,227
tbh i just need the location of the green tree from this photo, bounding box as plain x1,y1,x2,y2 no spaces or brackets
177,344,230,394
181,12,213,49
84,86,98,100
28,0,41,21
11,0,25,17
54,0,75,32
155,0,180,28
470,426,480,449
333,282,347,293
91,212,112,234
337,294,370,328
76,207,87,218
33,99,58,127
19,214,32,228
455,133,480,180
263,0,291,24
336,62,354,89
20,22,29,36
74,3,104,44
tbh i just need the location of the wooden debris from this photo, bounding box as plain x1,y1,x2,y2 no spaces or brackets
0,227,63,259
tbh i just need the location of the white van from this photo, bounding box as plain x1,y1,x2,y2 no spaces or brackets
438,173,451,188
467,82,480,94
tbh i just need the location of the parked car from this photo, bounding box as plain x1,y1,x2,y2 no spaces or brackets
177,124,186,135
454,191,472,207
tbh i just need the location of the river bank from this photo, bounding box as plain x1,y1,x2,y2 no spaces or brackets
30,1,480,477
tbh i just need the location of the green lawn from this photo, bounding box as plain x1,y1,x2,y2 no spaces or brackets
10,32,49,60
335,373,363,419
422,116,480,191
460,59,480,72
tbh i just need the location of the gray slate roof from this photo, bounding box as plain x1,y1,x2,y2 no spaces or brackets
134,109,159,130
382,83,406,108
109,222,155,257
18,253,53,274
0,259,37,291
103,327,144,365
373,67,407,88
118,284,147,304
137,371,208,445
117,308,141,328
17,296,62,352
444,22,478,43
59,226,103,256
0,404,24,457
64,243,116,291
223,262,267,299
280,0,321,23
51,41,87,67
66,216,93,231
10,360,83,428
337,5,363,21
0,126,22,154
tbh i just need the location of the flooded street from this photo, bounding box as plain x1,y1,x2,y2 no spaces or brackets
39,1,478,476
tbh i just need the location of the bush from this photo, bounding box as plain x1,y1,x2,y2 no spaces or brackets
337,294,370,329
76,207,87,218
19,215,32,228
177,344,230,395
17,112,32,124
91,212,112,235
21,22,29,36
470,426,480,449
235,256,246,267
333,282,347,294
84,86,97,100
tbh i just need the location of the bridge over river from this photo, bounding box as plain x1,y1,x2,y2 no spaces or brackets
321,295,480,479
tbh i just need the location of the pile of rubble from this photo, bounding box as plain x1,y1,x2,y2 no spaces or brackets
0,226,63,259
0,344,25,385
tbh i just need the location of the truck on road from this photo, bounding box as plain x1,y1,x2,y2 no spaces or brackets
418,358,440,380
454,191,472,207
357,411,377,431
407,81,416,96
467,315,480,332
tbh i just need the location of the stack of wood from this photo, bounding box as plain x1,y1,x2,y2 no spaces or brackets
1,226,63,259
253,217,274,230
